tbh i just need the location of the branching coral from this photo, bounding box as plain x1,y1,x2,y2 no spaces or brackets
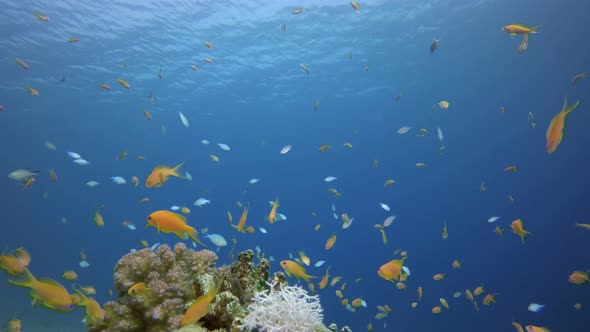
237,282,324,332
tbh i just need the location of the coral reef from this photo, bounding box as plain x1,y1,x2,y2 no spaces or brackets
89,243,271,332
236,282,324,332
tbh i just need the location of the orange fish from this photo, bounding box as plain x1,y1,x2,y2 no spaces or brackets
233,204,249,233
511,219,531,244
452,260,461,269
319,266,331,289
280,260,314,282
473,284,485,296
62,271,78,281
181,277,223,326
325,234,337,250
546,97,580,154
8,269,73,312
568,271,589,284
34,13,49,21
99,83,111,90
432,306,441,314
482,293,497,305
0,251,28,276
117,78,130,89
433,273,445,281
146,210,204,246
24,86,39,96
21,177,36,190
15,58,29,70
513,321,525,332
525,326,551,332
8,318,21,332
377,257,406,281
145,162,185,188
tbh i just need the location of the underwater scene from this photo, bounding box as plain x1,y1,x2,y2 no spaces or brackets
1,0,590,331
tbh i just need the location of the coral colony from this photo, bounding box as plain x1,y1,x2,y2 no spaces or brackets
87,243,351,332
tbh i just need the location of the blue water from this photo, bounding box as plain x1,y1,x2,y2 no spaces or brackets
1,0,590,331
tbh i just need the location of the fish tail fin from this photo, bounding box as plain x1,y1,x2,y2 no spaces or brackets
187,227,206,247
170,162,186,178
563,97,580,115
530,25,542,33
8,268,36,289
303,274,317,282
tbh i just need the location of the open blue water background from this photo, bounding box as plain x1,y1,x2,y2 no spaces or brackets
1,0,589,331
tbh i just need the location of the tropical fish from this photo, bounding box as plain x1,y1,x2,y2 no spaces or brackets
145,162,185,187
8,269,73,312
528,303,545,312
546,97,580,154
525,326,551,332
433,273,445,281
482,293,497,305
116,78,130,89
351,1,360,12
502,23,542,35
204,234,227,247
280,260,314,281
441,223,448,239
128,282,149,296
93,205,105,228
68,37,80,43
204,41,214,49
21,177,36,190
571,73,586,85
179,112,189,127
377,257,406,281
233,204,249,233
62,271,77,281
146,210,205,246
143,109,152,120
280,145,292,154
384,179,395,187
293,8,305,14
325,234,337,250
265,196,280,224
15,58,29,70
72,290,105,324
24,86,39,96
300,64,310,74
319,144,332,152
568,271,589,284
511,219,531,244
203,58,214,64
181,276,223,326
430,39,439,53
529,111,536,128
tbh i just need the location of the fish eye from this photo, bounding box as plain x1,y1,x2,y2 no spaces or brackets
147,216,151,220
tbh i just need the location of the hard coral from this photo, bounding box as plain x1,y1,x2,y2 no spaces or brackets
89,243,220,332
237,282,324,332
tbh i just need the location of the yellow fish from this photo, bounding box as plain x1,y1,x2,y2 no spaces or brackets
265,196,279,224
280,260,315,282
181,276,223,326
8,269,73,312
146,210,205,246
546,97,580,154
128,282,149,296
93,205,105,228
73,290,105,325
145,162,185,187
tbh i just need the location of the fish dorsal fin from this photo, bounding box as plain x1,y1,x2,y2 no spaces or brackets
38,278,66,290
153,165,170,171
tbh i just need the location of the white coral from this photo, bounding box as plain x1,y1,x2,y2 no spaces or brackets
237,282,324,332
